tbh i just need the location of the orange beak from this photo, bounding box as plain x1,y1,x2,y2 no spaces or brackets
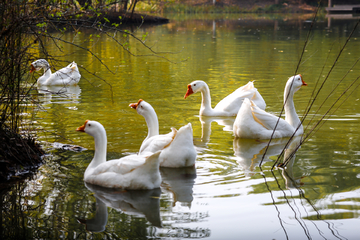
30,64,36,73
129,99,143,109
76,120,89,132
299,74,307,86
184,84,193,99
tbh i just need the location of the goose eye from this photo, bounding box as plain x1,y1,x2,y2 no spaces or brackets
194,84,196,86
141,106,143,108
88,123,91,127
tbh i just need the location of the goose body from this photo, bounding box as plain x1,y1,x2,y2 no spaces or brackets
76,120,161,189
233,75,307,139
184,80,266,117
31,59,81,86
130,99,197,168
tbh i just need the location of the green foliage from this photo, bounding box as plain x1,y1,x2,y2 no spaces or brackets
142,32,148,42
263,4,285,12
36,22,47,28
160,3,248,14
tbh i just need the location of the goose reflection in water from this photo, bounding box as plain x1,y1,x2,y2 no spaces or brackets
36,85,81,106
77,182,162,232
196,115,235,148
233,136,302,179
279,136,304,189
160,166,197,208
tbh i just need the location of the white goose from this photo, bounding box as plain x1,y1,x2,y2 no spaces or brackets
233,74,307,139
129,99,197,168
184,80,266,117
76,120,161,189
30,59,81,86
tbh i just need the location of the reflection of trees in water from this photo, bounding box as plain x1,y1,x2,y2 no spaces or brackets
0,158,151,239
0,177,41,239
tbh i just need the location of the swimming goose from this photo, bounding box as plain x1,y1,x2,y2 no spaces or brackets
76,120,161,189
184,80,266,117
233,75,307,139
129,99,197,168
30,59,81,85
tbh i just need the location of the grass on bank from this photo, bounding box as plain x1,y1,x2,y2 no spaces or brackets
135,2,312,14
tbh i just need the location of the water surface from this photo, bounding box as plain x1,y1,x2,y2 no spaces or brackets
3,13,360,239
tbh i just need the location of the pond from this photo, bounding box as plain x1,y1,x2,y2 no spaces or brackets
2,13,360,239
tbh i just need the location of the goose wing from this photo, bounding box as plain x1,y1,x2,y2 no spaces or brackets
250,101,293,132
91,155,146,176
214,82,258,114
139,128,176,154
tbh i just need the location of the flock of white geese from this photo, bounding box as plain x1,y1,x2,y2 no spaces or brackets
30,59,307,190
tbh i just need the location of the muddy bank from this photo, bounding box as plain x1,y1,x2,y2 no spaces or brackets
0,129,44,182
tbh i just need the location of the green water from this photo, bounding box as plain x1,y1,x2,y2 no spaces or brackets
2,13,360,239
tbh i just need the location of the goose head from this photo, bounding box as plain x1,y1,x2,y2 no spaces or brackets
184,80,207,99
285,74,307,94
129,99,156,117
76,120,106,139
30,59,50,73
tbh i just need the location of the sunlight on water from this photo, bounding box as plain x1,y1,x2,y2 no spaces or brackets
3,13,360,239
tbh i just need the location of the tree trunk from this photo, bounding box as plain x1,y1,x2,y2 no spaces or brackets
130,0,138,19
123,0,129,11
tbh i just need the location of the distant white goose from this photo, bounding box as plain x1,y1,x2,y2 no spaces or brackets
76,120,161,189
184,80,266,117
30,59,81,86
129,99,197,168
233,75,307,139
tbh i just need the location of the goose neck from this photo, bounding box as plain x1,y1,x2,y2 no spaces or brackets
284,86,301,130
89,130,107,168
37,66,52,84
143,108,159,139
200,84,213,112
43,62,52,76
